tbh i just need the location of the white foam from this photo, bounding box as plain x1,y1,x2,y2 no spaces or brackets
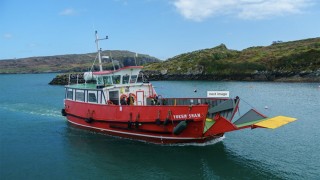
0,103,63,118
165,135,225,147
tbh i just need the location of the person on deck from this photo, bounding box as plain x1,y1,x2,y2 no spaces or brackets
120,96,127,105
127,94,135,105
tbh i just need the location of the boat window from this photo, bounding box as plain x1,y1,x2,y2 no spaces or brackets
97,76,103,85
67,90,73,100
88,92,97,103
137,75,143,83
103,76,112,85
112,75,121,84
123,75,129,84
76,91,85,101
130,75,137,83
109,91,119,105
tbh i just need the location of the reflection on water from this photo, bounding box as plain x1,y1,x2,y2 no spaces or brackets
63,126,285,179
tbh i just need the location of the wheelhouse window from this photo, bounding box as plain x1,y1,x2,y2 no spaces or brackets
123,75,129,84
76,90,85,102
103,76,112,85
130,75,137,83
97,76,103,85
112,75,121,84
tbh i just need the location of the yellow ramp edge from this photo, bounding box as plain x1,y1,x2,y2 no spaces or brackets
254,116,297,129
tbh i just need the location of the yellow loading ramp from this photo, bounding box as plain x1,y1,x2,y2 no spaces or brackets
234,109,297,129
254,116,297,129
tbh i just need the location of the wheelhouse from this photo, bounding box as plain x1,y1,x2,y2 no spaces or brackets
93,66,143,86
65,66,156,106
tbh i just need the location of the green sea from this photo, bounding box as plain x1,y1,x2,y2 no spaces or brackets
1,74,319,179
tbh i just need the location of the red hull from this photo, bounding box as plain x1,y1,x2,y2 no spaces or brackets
67,117,221,144
64,100,223,144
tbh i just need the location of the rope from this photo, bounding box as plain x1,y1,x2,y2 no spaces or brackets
239,97,256,110
238,97,281,118
90,53,99,72
233,97,257,118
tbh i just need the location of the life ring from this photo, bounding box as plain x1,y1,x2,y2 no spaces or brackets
107,100,114,105
120,94,128,100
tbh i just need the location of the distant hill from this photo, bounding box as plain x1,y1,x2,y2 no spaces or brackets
0,50,160,74
3,37,319,82
143,37,320,82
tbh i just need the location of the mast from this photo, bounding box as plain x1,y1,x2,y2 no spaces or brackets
95,31,108,71
134,52,138,66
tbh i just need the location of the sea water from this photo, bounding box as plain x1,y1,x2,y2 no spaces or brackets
0,74,319,179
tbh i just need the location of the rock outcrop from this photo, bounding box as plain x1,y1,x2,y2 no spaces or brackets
49,68,320,85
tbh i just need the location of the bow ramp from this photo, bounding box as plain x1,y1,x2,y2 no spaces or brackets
251,115,297,129
204,107,297,136
233,109,297,129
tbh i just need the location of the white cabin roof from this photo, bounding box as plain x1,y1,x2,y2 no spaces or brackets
92,66,143,76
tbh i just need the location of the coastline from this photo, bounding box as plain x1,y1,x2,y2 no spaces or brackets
48,70,320,85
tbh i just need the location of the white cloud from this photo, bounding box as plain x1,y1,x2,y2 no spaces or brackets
173,0,314,21
59,8,76,16
3,33,13,39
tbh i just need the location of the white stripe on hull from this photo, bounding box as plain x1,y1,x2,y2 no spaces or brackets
67,119,206,141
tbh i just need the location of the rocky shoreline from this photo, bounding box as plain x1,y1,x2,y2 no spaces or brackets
49,69,320,85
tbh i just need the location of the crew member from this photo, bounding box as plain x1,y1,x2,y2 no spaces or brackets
120,96,127,105
127,94,135,105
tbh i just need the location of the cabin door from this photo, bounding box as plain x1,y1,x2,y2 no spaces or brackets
109,90,120,105
136,91,144,105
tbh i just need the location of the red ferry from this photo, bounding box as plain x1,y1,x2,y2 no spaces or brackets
61,32,296,144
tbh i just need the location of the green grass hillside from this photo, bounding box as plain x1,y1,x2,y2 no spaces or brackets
144,38,320,77
0,50,160,74
2,37,319,82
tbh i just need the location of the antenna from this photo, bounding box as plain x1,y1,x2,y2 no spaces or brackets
134,52,138,66
95,31,108,71
110,51,116,71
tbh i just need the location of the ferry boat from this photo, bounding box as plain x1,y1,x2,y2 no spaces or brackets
61,31,296,144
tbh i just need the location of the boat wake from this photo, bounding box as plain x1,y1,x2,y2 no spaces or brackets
166,136,225,147
0,103,62,118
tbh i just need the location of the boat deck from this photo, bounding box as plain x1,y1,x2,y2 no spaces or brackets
66,83,115,89
66,83,97,89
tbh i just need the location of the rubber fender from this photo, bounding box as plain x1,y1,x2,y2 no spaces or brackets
128,121,132,129
85,118,93,123
173,121,188,135
61,109,67,116
135,122,139,129
155,118,161,125
163,118,170,125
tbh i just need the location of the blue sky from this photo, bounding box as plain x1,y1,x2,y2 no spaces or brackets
1,0,319,60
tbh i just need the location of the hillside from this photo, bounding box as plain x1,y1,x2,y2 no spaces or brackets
0,50,160,74
143,37,320,82
2,37,319,82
